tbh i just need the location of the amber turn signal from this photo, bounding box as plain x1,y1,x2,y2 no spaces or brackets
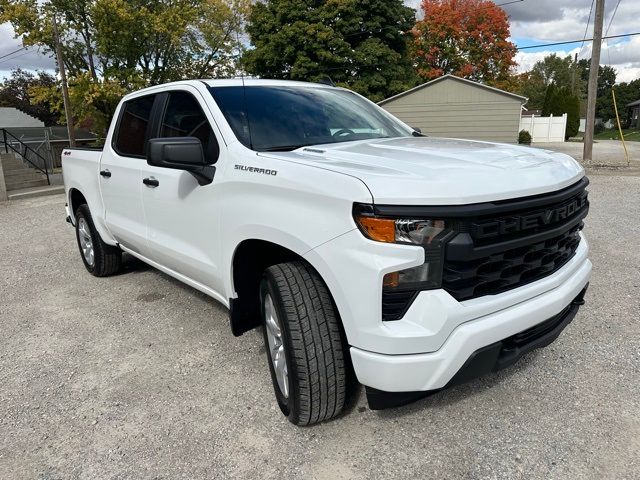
355,215,396,243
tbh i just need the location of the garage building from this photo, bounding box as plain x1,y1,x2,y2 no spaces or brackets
379,74,527,144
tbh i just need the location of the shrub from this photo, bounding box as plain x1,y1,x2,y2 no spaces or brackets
564,94,580,139
594,123,605,135
518,129,532,145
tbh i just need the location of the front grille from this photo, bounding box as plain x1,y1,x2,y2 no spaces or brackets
443,225,582,300
442,179,589,301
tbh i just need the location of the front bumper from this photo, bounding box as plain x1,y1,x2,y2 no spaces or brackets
365,285,587,409
350,253,591,395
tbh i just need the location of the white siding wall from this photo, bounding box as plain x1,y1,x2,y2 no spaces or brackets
0,107,44,128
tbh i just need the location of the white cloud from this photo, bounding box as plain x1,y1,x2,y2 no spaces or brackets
2,1,639,83
0,23,56,80
516,36,640,84
407,0,640,84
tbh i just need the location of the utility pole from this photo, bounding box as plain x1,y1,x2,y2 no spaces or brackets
583,0,605,162
571,52,578,94
52,14,75,147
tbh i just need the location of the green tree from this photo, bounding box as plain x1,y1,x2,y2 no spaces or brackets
0,69,59,125
518,54,584,110
541,83,556,116
610,78,640,127
578,60,619,121
564,94,580,139
243,0,418,102
0,0,249,133
542,84,580,139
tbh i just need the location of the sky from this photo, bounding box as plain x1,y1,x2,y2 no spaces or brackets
1,0,639,83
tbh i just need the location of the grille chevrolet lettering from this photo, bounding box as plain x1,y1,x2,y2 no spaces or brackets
472,193,588,240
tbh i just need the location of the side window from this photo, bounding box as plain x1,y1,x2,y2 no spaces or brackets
114,94,155,157
160,91,220,164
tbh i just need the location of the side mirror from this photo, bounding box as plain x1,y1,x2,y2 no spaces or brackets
147,137,215,185
412,127,425,137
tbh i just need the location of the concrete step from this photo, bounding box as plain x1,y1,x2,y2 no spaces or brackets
0,153,17,162
6,185,64,201
4,169,46,179
3,163,47,173
6,178,49,190
5,176,47,187
2,161,30,171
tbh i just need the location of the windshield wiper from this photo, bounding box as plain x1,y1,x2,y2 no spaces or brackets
259,144,312,152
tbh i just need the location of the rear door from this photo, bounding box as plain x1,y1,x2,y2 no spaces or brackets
139,87,225,293
100,93,156,253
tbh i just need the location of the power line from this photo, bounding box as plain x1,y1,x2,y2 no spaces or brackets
0,46,27,62
577,0,595,58
604,0,622,37
495,0,525,6
0,49,33,66
516,31,640,50
603,0,622,65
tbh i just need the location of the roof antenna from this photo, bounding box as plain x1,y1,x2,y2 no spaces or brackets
236,30,254,150
317,75,335,87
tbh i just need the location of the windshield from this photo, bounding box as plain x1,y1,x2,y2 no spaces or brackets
208,85,413,151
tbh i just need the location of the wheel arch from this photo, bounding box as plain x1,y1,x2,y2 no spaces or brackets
228,238,345,338
69,188,87,221
67,186,117,246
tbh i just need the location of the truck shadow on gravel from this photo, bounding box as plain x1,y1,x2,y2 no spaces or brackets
109,252,542,424
370,353,540,419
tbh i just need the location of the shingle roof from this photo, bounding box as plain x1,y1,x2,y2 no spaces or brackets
378,74,528,105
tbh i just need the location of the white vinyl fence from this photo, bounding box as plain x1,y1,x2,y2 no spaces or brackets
519,114,567,143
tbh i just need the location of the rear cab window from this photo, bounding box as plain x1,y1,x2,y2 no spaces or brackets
113,94,155,158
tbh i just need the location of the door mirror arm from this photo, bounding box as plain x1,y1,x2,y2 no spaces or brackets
190,165,216,186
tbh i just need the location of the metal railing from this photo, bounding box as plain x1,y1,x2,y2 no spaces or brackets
1,128,51,185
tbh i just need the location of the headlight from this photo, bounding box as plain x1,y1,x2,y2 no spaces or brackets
353,205,455,320
355,216,448,245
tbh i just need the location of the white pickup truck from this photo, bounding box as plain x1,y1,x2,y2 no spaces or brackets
63,79,591,425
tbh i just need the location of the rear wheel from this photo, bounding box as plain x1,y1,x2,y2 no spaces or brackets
260,261,347,425
74,204,122,277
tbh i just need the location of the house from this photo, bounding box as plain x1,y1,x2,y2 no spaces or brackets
379,75,527,143
0,107,44,128
628,99,640,128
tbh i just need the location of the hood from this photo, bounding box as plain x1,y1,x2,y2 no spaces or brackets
259,137,584,205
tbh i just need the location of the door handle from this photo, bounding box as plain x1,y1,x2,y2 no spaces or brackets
143,177,159,188
99,169,111,178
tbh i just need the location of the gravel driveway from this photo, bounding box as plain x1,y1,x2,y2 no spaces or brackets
1,174,639,479
532,140,640,169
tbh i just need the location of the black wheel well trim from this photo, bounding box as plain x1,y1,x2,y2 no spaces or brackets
228,239,343,338
69,188,88,220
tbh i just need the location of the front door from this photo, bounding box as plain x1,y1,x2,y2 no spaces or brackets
140,88,225,293
100,93,156,253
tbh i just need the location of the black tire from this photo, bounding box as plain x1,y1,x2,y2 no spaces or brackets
260,261,347,425
74,204,122,277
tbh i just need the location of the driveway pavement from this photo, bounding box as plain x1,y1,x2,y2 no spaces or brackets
1,174,639,479
532,139,640,169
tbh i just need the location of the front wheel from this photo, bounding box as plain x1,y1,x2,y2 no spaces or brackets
74,204,122,277
260,261,347,425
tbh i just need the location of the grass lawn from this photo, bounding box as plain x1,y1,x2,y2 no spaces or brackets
594,128,640,141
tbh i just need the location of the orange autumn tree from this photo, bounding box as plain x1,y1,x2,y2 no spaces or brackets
412,0,517,84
